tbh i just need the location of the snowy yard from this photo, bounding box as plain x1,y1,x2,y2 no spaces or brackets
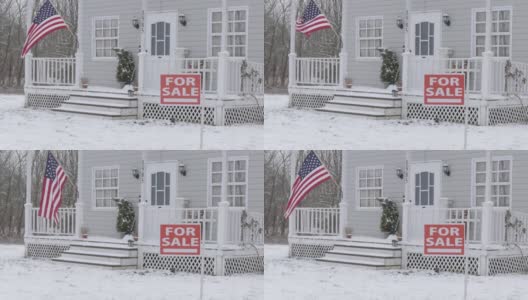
0,94,263,149
264,244,528,300
0,244,262,300
264,95,528,149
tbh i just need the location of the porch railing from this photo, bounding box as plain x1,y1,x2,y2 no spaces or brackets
293,57,340,86
290,207,340,236
30,207,76,236
227,59,264,95
138,203,264,246
28,56,77,86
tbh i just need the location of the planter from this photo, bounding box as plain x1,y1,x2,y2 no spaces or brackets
82,84,88,89
346,234,352,239
344,78,353,89
82,234,88,239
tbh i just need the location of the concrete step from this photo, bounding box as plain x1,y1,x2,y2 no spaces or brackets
58,102,138,115
52,107,138,120
316,257,401,270
52,257,137,270
324,250,402,265
316,107,401,119
68,95,138,107
333,243,402,256
60,250,138,265
330,97,402,108
321,102,402,115
69,243,138,257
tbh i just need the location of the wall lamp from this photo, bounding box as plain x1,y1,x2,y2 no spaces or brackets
396,17,404,29
179,163,187,176
132,168,140,179
443,14,451,26
132,17,140,30
179,14,188,26
443,163,451,176
396,168,404,179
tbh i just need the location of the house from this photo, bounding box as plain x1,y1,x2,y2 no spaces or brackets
24,0,264,126
288,0,528,125
24,150,264,276
288,150,528,276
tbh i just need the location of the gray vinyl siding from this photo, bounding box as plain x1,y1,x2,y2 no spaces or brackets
344,150,528,238
78,150,263,238
80,0,263,88
345,0,528,88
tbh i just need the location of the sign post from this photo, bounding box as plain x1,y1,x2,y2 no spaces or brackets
161,74,204,149
424,74,467,149
424,224,467,300
160,224,204,300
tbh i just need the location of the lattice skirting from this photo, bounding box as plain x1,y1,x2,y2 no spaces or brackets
224,105,264,125
142,252,217,275
142,103,216,125
224,255,264,275
289,243,335,259
488,105,528,125
25,238,72,258
406,103,480,125
289,93,334,109
405,252,480,275
26,91,70,109
488,255,528,275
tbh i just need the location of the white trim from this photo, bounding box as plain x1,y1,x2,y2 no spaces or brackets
409,161,442,207
470,6,513,58
91,165,120,210
91,16,119,61
470,155,513,208
355,16,383,61
207,156,249,208
207,6,249,58
144,162,179,207
355,165,384,210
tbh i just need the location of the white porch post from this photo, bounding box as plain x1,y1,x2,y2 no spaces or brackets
401,0,412,95
75,0,84,88
24,151,34,239
288,151,297,238
339,0,349,88
75,202,84,238
480,150,494,247
339,201,348,238
138,0,148,94
216,0,229,100
138,202,147,243
217,151,230,247
481,0,493,100
75,150,84,238
339,150,349,238
288,0,298,88
402,202,411,242
24,0,35,89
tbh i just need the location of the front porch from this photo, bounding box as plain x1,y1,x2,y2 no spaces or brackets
23,203,264,275
287,204,528,275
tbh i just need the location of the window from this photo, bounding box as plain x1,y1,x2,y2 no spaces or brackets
93,167,119,208
415,171,435,206
473,158,512,207
150,171,171,206
209,158,248,207
150,21,171,56
209,8,248,57
415,21,435,56
473,8,512,57
93,16,119,58
357,17,383,58
357,167,383,208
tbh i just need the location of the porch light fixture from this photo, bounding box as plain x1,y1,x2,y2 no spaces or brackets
443,164,451,176
179,14,187,27
396,168,404,179
443,14,451,26
132,168,140,179
131,17,140,30
396,17,404,29
179,163,187,176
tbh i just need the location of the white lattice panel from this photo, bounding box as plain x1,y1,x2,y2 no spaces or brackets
26,92,70,109
142,103,216,125
406,103,480,125
289,243,334,258
224,255,264,275
224,105,264,125
290,93,334,109
488,256,528,275
25,238,72,258
488,105,528,125
406,252,479,275
142,252,216,275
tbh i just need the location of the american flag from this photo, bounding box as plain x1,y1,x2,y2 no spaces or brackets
38,152,68,223
296,0,332,37
284,151,332,219
21,0,68,58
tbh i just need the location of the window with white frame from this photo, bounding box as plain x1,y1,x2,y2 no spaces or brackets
93,16,119,58
93,167,119,208
209,158,248,207
357,167,383,208
473,8,512,57
209,8,248,57
357,17,383,58
473,158,512,207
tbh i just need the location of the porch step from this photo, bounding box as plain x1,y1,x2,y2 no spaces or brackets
316,93,402,119
53,241,138,269
52,92,138,119
317,240,402,269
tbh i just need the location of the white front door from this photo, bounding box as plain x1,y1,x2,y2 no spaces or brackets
409,162,441,207
145,162,180,208
409,12,442,57
144,12,178,93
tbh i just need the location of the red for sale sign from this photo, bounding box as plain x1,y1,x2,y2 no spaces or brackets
424,74,465,105
160,74,201,105
424,224,465,256
160,224,201,256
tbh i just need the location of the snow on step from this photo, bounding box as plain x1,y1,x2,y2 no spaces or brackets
53,241,138,269
52,92,139,119
317,92,402,119
316,257,401,270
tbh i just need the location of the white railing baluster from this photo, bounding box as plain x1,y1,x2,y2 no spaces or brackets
291,207,340,236
293,57,340,86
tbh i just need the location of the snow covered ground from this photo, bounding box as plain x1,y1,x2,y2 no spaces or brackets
264,94,528,149
265,244,528,300
0,244,262,300
0,94,263,149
